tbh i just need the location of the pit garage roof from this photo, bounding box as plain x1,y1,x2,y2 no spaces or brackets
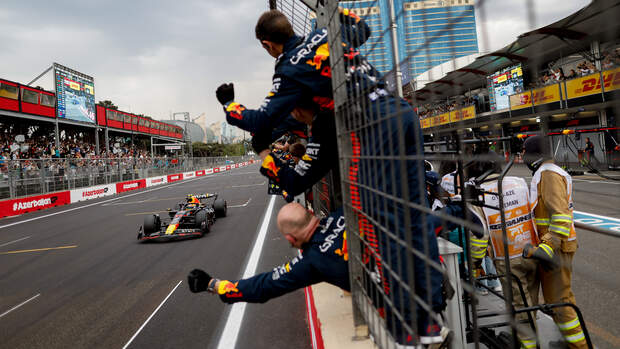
411,0,620,103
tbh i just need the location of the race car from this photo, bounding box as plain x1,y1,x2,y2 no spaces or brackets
137,193,227,241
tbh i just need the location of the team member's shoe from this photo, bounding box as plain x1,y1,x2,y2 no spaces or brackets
418,324,452,349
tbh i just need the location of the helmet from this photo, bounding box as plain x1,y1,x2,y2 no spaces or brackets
186,194,200,204
523,135,550,173
425,171,441,193
465,151,502,180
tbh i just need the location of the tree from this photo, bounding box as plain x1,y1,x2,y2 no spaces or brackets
97,100,118,110
191,142,246,157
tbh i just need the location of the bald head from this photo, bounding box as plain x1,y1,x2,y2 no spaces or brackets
277,203,317,248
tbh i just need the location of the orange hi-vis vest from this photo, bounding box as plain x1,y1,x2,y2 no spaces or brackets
470,176,539,260
530,163,577,242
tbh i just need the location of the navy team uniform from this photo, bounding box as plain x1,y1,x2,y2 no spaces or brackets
223,11,372,138
222,9,444,343
260,113,338,197
217,210,349,304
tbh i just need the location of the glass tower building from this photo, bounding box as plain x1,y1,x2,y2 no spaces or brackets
341,0,479,83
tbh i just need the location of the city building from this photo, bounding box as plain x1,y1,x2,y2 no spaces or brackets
341,0,479,84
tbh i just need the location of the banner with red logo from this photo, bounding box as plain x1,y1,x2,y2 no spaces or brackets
146,176,167,187
116,179,147,193
195,170,206,176
206,168,214,174
70,184,116,203
438,112,450,125
167,173,183,182
225,165,231,170
565,67,620,99
213,167,220,173
0,191,70,218
183,171,195,179
449,105,476,123
510,84,560,110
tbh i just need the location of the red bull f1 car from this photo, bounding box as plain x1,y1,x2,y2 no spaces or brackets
137,193,227,241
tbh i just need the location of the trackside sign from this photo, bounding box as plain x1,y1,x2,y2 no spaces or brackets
116,179,147,193
70,184,116,202
167,173,183,182
0,192,70,218
147,176,168,187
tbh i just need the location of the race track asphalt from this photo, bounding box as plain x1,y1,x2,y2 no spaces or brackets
0,165,310,349
1,162,619,349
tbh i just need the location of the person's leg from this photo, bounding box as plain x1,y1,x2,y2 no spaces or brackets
483,256,501,289
496,259,538,348
540,252,587,348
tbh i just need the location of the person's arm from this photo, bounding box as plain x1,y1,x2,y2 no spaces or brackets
221,76,304,135
540,171,572,249
260,143,338,196
188,253,320,304
339,8,371,48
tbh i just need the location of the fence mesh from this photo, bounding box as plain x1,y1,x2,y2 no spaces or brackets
0,156,249,199
269,0,619,348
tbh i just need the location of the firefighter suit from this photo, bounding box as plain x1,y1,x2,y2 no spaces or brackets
530,161,586,348
470,176,540,348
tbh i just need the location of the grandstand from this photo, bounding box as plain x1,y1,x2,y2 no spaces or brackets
411,0,620,169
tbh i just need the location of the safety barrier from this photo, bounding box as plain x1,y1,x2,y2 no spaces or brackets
0,160,255,218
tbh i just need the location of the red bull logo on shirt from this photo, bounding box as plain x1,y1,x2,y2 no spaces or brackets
226,102,245,120
306,43,329,70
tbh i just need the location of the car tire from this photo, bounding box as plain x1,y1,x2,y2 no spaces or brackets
195,210,209,234
143,215,160,236
213,198,227,218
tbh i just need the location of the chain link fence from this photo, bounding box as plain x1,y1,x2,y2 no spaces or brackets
0,156,251,200
268,0,619,348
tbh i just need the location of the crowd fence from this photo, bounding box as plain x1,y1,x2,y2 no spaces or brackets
0,156,251,200
269,0,620,348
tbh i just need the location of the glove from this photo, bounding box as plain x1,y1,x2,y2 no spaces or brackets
251,131,272,154
216,83,235,105
260,154,282,182
188,269,212,293
282,190,294,203
522,243,558,271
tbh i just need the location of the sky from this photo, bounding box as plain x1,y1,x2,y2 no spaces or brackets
0,0,591,126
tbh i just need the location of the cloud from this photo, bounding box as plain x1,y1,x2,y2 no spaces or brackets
0,0,592,128
0,0,274,126
475,0,590,52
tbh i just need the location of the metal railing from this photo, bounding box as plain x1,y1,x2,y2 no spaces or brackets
268,0,620,348
0,156,251,200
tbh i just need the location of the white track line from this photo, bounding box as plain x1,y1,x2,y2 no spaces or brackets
0,293,40,319
122,280,183,349
229,198,252,208
216,195,276,349
0,169,237,231
0,236,30,248
232,181,265,188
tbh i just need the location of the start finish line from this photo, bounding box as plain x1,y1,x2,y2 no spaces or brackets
574,211,620,233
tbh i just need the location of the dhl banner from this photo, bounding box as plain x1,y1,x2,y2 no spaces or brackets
430,115,441,127
439,112,450,125
565,67,620,99
421,118,431,129
510,84,561,110
450,105,475,122
509,91,532,110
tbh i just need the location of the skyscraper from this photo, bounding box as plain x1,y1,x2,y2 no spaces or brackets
341,0,478,83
